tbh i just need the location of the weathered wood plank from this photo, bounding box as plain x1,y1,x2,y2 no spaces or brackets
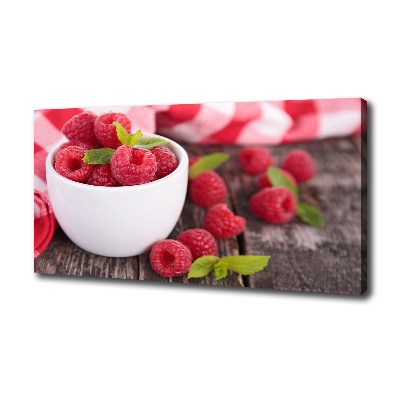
225,137,364,294
34,229,139,280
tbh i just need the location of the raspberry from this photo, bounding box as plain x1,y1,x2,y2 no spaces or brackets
190,171,227,208
257,168,297,190
239,146,275,175
61,111,98,146
86,164,120,187
56,140,94,158
176,228,218,260
55,146,93,183
281,149,316,183
151,146,178,179
149,239,192,277
94,112,131,148
110,145,157,186
203,203,246,239
250,187,298,224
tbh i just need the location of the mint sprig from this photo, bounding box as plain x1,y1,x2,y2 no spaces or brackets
187,256,219,279
296,202,325,227
188,255,270,280
214,261,228,280
113,121,143,146
83,148,116,164
134,137,170,150
188,153,230,180
267,166,324,227
219,255,270,275
127,130,143,146
82,123,170,165
267,166,299,199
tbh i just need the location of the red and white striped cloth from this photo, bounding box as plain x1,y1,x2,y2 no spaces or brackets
34,98,365,257
153,98,365,144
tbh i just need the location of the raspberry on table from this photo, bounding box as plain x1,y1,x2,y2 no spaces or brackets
190,171,228,208
176,228,218,260
250,187,298,224
151,146,178,179
258,168,297,190
149,239,193,277
86,164,120,187
110,145,157,186
61,111,98,146
239,146,275,175
55,140,94,158
203,203,246,239
55,146,93,183
94,112,131,148
281,149,316,183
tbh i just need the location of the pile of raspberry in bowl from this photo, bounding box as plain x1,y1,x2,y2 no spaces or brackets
54,111,178,187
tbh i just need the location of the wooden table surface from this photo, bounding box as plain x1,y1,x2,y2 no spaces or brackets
35,135,367,295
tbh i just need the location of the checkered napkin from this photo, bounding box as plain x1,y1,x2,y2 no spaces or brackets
33,99,364,258
152,98,364,144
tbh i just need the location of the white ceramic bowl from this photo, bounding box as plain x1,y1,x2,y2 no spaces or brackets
46,134,188,257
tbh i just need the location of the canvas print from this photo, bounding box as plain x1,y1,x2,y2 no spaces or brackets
34,99,367,294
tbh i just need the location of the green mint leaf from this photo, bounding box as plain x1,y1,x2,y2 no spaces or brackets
83,148,116,164
214,261,228,280
127,130,143,146
188,255,220,279
113,121,130,145
268,167,299,198
134,137,170,150
296,202,325,227
113,121,143,146
220,255,270,275
188,153,230,180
